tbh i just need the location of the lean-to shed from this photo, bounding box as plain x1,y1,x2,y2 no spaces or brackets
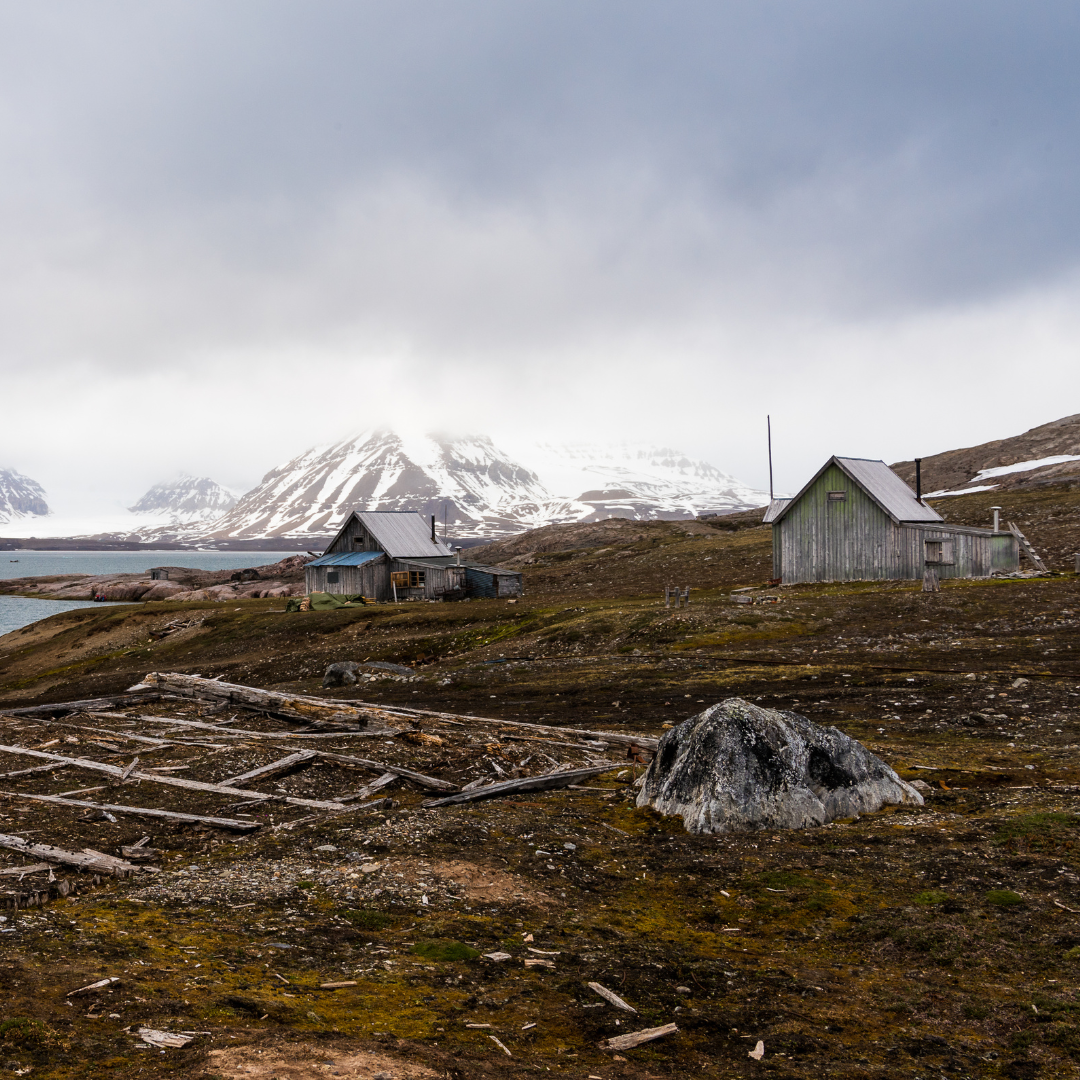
769,456,1019,584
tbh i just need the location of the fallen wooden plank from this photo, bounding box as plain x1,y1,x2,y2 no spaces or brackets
314,751,459,792
588,981,637,1014
0,793,259,832
0,693,159,718
0,863,54,877
0,744,347,812
68,976,121,996
339,701,661,750
421,765,621,808
219,750,319,788
0,832,146,875
601,1022,679,1051
0,762,69,780
334,771,397,803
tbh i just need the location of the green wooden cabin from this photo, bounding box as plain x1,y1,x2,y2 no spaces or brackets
766,456,1019,585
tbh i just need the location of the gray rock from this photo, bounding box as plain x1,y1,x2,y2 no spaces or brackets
322,661,361,688
636,697,923,833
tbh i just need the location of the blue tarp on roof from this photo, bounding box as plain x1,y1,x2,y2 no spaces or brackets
305,551,384,567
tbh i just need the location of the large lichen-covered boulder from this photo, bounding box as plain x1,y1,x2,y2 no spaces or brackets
637,697,922,833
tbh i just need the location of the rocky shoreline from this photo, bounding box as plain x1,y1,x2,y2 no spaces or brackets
0,554,310,603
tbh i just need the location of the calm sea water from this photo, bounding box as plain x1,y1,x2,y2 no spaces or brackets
0,550,299,638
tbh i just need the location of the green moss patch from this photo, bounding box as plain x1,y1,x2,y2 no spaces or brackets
986,889,1024,907
913,890,951,905
411,940,481,962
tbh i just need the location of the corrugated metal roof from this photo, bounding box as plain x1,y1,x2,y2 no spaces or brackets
835,457,943,522
306,551,385,567
763,499,791,523
356,511,454,558
461,562,522,577
396,555,521,576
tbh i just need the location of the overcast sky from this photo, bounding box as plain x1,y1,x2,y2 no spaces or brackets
2,1,1079,516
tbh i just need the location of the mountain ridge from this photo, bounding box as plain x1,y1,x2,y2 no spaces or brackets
891,413,1080,496
0,468,49,524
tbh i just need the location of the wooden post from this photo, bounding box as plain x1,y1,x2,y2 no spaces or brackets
682,587,690,607
922,566,939,592
1075,553,1080,574
664,586,671,609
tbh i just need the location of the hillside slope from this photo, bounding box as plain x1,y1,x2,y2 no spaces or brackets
892,413,1080,495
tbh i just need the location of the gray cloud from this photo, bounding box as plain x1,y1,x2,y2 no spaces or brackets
1,2,1079,515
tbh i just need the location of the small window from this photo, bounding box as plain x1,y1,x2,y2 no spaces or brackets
391,571,410,588
326,571,339,584
410,570,426,588
827,490,847,502
925,539,954,565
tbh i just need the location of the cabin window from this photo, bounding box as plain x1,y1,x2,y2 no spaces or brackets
826,490,847,502
392,570,426,588
924,539,954,565
326,571,339,584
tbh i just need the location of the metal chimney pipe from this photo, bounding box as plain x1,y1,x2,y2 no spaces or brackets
915,458,923,503
991,506,1001,533
431,515,436,543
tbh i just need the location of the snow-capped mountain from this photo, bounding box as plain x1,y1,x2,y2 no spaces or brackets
128,476,238,521
0,467,49,524
204,431,553,540
531,442,769,523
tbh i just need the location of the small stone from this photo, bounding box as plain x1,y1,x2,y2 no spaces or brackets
676,985,692,994
314,845,337,852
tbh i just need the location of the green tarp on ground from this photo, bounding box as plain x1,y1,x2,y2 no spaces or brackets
285,592,366,612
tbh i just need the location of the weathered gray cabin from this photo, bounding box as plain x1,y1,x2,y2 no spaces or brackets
766,456,1019,585
304,511,522,601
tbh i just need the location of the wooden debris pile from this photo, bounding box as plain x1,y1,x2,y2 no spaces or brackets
0,671,654,910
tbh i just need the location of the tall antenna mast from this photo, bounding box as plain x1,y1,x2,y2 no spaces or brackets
767,415,774,502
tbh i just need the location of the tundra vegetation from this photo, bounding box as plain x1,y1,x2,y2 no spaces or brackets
0,485,1077,1078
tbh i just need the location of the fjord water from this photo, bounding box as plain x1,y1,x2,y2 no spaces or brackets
0,550,298,637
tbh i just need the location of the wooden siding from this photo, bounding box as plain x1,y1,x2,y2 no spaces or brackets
328,517,384,556
773,462,1020,583
305,556,389,600
464,567,524,599
392,560,466,600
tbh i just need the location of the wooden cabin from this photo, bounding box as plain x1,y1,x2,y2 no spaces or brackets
767,456,1019,585
303,511,522,601
304,511,462,600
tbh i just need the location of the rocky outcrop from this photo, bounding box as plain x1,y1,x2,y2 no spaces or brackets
637,698,922,834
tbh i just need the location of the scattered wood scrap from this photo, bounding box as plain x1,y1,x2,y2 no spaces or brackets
602,1022,679,1051
68,976,120,996
588,981,637,1013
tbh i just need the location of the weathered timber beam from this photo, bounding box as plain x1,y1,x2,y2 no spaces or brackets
91,711,395,742
0,832,147,875
314,751,459,792
0,744,346,811
0,693,160,718
219,750,319,788
336,701,661,751
421,765,621,808
138,673,372,726
0,794,258,832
